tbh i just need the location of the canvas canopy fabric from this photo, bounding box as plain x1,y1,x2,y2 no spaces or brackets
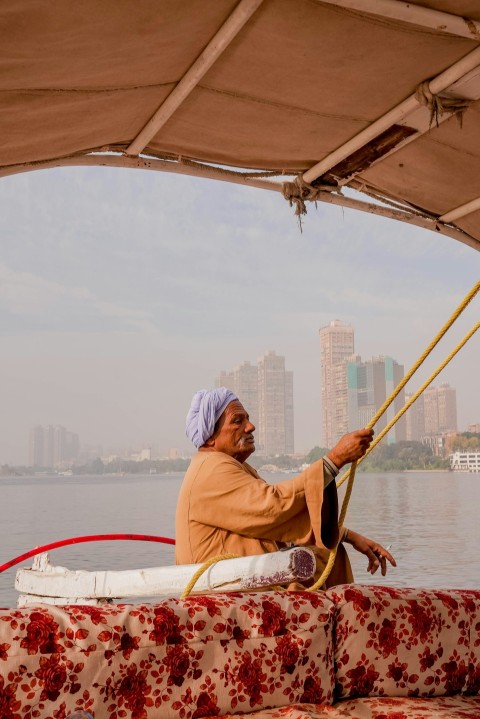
1,0,480,249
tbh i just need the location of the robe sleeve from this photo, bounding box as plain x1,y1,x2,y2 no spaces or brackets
299,463,339,550
189,453,339,549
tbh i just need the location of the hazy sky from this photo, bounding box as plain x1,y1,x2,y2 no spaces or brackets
0,166,478,464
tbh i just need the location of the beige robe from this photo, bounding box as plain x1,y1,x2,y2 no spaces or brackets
175,451,353,588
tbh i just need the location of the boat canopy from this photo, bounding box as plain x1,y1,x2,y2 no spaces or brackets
1,0,480,250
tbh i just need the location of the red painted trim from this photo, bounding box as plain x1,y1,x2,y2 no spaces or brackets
0,534,175,574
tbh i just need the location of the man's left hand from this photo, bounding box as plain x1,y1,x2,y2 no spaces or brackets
343,529,396,576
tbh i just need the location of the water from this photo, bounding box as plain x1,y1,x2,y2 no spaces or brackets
0,471,478,607
339,471,480,589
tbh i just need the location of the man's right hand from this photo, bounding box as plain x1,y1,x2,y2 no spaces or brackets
327,428,374,469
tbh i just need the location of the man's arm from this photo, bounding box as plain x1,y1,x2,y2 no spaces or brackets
318,428,374,548
327,428,374,469
325,429,397,576
189,430,374,549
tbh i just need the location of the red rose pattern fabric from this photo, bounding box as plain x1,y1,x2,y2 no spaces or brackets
0,586,478,719
329,585,480,700
0,591,335,719
220,695,480,718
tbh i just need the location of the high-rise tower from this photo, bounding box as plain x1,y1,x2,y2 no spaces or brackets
347,355,406,442
28,424,80,467
319,321,354,448
234,361,259,430
29,425,45,467
257,351,294,456
215,351,294,456
424,383,457,435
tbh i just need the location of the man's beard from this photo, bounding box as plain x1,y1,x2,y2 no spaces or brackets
238,436,254,448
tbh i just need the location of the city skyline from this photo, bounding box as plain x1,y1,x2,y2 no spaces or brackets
28,424,79,468
25,342,462,466
1,167,478,465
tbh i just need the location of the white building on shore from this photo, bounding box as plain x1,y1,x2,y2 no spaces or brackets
450,451,480,472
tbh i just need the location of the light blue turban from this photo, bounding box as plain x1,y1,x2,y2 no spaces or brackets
186,388,238,449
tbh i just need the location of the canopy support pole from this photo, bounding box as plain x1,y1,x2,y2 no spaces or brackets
317,0,480,40
440,196,480,223
0,153,280,192
302,45,480,185
126,0,264,156
1,153,478,251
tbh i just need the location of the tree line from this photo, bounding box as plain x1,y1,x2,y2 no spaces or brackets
3,434,479,477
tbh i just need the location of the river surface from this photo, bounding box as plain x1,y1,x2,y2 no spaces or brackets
1,470,479,607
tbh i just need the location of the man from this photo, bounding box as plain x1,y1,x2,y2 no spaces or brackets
176,387,395,587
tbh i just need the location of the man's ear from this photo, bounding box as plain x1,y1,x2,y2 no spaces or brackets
203,435,216,448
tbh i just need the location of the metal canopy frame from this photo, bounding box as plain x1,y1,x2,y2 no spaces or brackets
1,0,480,252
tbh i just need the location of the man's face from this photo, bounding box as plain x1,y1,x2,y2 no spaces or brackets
204,400,256,462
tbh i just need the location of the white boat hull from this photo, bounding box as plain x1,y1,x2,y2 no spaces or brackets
15,547,316,605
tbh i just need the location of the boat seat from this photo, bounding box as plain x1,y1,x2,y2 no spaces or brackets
0,585,478,718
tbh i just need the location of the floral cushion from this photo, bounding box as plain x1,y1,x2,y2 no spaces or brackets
0,590,335,719
328,585,480,700
219,696,480,718
329,696,480,718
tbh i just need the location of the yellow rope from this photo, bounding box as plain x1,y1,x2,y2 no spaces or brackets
310,318,480,591
357,278,479,439
337,321,480,488
181,554,291,597
181,554,239,598
308,460,358,591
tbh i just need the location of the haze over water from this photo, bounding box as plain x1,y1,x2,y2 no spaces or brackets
1,169,478,466
0,470,478,607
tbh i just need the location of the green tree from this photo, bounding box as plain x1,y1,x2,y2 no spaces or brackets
450,432,480,452
306,446,330,463
90,458,105,474
358,441,449,472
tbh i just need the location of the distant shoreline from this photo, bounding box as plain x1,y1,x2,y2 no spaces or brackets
3,468,479,480
402,469,450,473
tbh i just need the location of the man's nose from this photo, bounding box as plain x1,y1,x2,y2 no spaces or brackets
246,421,255,433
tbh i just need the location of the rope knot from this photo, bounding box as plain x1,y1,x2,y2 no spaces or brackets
415,80,471,128
282,176,339,230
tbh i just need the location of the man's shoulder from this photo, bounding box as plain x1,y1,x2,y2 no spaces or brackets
185,452,258,481
182,452,252,493
191,451,246,468
242,461,260,478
